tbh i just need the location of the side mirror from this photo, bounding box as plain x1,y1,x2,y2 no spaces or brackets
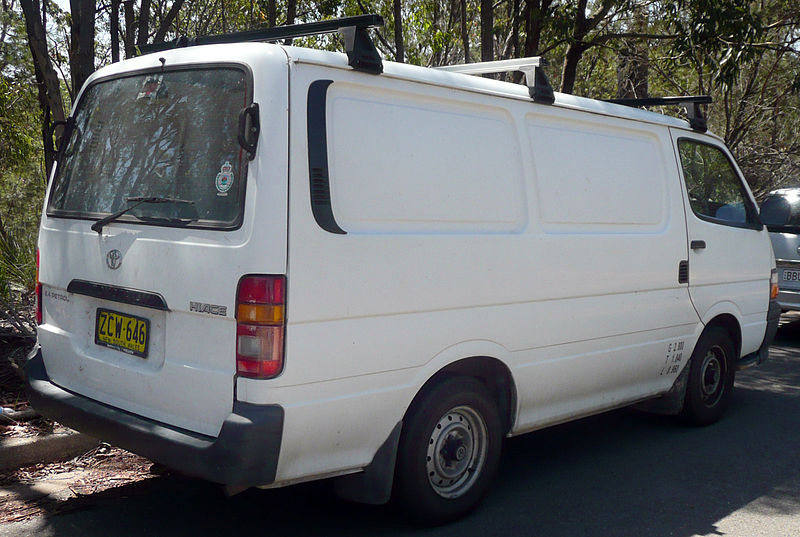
52,117,75,154
238,103,260,160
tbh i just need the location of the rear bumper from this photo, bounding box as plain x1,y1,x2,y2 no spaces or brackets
25,348,283,487
777,288,800,312
738,299,781,369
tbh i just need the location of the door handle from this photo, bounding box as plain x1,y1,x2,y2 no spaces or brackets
691,240,706,250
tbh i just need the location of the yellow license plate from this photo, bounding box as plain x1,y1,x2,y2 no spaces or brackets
95,308,150,358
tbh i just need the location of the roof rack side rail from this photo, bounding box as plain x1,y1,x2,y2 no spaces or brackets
604,95,713,132
138,14,385,74
435,57,555,104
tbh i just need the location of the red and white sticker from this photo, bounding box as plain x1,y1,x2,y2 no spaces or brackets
215,161,234,196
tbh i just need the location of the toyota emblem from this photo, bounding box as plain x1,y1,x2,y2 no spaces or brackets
106,249,122,270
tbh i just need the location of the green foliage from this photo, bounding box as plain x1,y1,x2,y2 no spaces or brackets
0,155,44,301
0,226,36,297
662,0,765,88
1,3,44,316
0,77,38,173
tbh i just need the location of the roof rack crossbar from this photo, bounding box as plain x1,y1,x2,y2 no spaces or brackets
138,14,385,74
435,57,555,104
605,95,713,132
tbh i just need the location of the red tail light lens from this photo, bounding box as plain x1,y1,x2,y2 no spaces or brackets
35,248,43,325
236,275,286,379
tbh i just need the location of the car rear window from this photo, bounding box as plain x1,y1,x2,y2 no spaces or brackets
48,67,250,229
760,192,800,228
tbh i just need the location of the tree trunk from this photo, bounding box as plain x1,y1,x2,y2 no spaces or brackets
616,2,648,99
558,0,615,94
480,0,493,62
69,0,96,97
511,0,520,59
560,42,585,94
523,0,552,57
267,0,276,27
284,0,296,44
393,0,404,63
123,0,135,57
20,0,66,177
110,0,120,62
153,0,185,43
137,0,151,45
460,0,469,62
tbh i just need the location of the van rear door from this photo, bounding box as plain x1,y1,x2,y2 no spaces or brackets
37,55,288,438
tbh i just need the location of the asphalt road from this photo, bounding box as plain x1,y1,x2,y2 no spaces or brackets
3,318,800,537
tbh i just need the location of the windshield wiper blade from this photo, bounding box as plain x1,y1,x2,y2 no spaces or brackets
126,196,194,205
91,196,195,234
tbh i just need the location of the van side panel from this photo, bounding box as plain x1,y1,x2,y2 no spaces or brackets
327,83,526,234
236,62,700,484
515,108,699,430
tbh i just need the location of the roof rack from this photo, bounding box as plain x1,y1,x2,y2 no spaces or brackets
138,14,385,74
604,95,713,132
435,57,555,104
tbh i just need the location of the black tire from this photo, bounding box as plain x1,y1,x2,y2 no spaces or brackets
681,326,736,426
394,377,503,524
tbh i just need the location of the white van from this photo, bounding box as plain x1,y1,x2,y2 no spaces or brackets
27,15,779,523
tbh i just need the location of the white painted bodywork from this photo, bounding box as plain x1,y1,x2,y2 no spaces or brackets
38,43,773,487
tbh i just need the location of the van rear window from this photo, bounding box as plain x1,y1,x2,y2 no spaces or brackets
48,67,250,230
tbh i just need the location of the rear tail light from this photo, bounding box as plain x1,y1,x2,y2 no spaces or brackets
236,275,286,378
771,268,779,299
35,248,43,325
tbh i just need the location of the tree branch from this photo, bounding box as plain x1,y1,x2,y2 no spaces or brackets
152,0,184,43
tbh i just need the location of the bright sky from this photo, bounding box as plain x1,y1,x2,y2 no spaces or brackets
52,0,70,13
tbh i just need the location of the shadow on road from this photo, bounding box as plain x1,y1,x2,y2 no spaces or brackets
7,319,800,537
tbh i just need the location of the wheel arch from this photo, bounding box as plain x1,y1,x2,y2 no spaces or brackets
408,355,517,437
703,313,742,359
334,352,516,506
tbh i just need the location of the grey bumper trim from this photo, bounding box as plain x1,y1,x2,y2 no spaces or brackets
25,348,283,487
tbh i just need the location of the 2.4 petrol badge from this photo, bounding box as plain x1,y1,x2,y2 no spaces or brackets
106,249,122,270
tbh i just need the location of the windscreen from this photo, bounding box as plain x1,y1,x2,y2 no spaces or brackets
48,67,250,229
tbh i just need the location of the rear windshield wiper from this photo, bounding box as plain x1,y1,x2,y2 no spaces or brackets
91,196,195,234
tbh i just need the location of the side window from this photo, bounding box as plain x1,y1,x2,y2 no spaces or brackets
677,139,756,227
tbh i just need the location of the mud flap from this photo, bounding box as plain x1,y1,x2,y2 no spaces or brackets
334,421,402,505
634,361,691,415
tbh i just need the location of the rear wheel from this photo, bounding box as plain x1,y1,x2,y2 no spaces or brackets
394,377,502,524
681,326,736,425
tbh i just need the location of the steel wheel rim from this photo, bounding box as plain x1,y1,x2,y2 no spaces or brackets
425,405,488,499
700,345,726,407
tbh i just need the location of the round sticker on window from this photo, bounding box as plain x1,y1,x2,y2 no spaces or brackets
215,161,234,196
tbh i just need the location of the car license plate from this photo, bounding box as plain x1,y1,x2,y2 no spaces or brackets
95,308,150,358
783,269,800,283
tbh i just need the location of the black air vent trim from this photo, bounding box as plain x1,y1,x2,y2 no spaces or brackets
307,80,346,235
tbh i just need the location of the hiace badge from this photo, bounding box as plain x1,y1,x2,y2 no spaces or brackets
215,161,234,196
